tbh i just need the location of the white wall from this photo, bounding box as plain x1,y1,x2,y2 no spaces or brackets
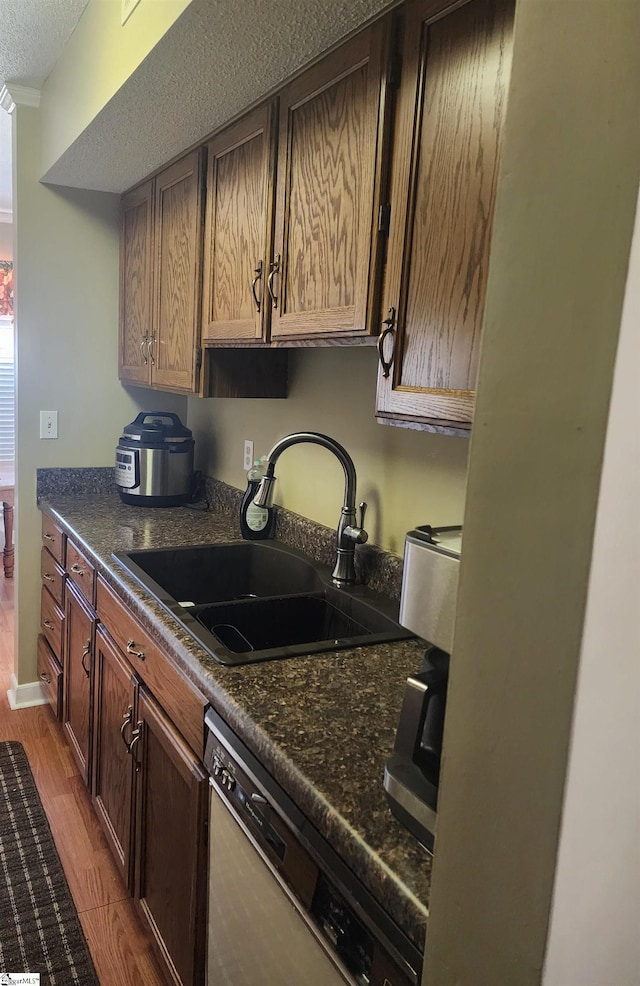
542,187,640,986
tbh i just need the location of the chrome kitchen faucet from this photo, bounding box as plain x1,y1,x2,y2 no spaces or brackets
253,432,368,586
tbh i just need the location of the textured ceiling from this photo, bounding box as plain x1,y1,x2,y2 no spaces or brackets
42,0,395,193
0,0,90,89
0,0,90,217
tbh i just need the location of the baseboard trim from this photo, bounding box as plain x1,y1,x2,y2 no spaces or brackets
7,674,48,710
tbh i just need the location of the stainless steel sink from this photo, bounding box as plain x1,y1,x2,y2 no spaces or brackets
112,541,412,666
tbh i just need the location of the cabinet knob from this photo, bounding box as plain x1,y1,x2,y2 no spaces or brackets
39,671,52,685
70,563,85,576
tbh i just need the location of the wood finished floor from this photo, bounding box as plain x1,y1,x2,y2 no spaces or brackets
0,577,168,985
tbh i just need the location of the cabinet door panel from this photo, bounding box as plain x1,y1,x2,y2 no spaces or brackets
119,180,154,386
271,23,389,339
92,626,137,891
376,0,514,428
64,582,94,787
135,688,208,986
153,149,204,393
202,103,276,341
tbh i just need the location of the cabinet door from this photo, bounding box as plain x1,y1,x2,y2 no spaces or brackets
270,22,390,340
119,180,154,386
64,582,95,787
152,149,205,393
202,103,277,342
376,0,514,430
92,626,137,892
134,688,208,986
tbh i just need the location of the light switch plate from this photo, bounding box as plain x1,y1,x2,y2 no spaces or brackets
40,411,58,439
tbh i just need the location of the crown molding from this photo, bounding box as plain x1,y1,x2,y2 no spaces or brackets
0,85,41,114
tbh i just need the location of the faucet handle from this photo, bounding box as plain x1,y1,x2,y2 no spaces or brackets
343,502,368,546
358,501,367,529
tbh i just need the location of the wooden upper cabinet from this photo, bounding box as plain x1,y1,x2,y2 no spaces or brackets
376,0,514,431
202,103,276,343
270,22,391,341
120,149,205,394
152,149,205,393
119,180,154,386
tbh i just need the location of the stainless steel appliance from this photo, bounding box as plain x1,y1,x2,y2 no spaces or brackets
204,706,420,986
384,526,461,851
115,411,194,506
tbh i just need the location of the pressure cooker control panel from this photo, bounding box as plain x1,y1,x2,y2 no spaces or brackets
115,448,138,489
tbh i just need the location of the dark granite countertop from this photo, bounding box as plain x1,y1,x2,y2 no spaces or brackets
40,493,431,956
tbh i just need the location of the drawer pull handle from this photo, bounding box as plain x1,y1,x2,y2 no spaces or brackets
128,722,143,757
39,671,52,685
43,620,55,631
251,260,263,313
43,533,56,542
377,308,396,379
126,640,145,661
70,563,85,576
43,573,55,582
267,253,280,309
81,640,91,677
120,706,133,749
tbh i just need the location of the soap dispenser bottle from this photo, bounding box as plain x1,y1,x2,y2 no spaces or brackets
239,457,275,540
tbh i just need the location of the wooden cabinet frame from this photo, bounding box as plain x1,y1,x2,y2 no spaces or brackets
270,20,392,341
375,0,514,431
202,102,277,343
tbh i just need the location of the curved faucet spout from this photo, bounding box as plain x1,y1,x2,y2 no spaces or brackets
253,432,368,586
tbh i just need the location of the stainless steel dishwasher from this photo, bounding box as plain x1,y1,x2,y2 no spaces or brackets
204,707,421,986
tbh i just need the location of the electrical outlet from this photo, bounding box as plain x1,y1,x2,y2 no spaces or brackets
40,411,58,440
243,440,254,472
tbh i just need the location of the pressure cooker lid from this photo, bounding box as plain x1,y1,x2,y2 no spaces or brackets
122,411,193,443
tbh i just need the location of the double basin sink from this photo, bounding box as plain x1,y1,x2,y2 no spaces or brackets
113,540,412,666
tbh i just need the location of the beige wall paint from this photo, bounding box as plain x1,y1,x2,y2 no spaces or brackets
187,346,470,555
12,101,186,685
39,0,192,178
424,0,640,983
0,224,11,258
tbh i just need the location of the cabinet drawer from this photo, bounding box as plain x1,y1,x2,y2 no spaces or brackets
66,540,96,608
96,577,206,757
37,634,63,720
41,514,65,566
41,585,64,660
41,547,65,608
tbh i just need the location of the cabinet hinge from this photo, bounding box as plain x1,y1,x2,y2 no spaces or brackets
378,203,391,235
195,347,203,370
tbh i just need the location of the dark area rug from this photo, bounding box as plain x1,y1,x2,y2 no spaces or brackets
0,741,99,984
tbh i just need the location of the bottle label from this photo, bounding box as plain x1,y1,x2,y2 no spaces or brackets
246,502,269,532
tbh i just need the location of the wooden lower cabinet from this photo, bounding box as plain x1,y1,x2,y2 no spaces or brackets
91,617,208,986
134,688,208,986
92,626,137,891
64,581,95,787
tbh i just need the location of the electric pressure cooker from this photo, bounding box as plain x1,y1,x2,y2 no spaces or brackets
115,412,194,506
